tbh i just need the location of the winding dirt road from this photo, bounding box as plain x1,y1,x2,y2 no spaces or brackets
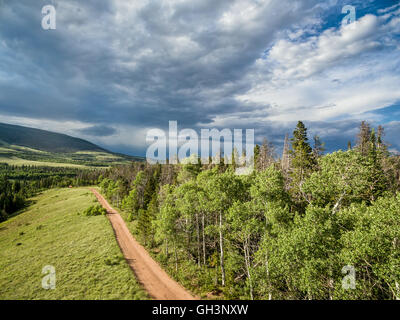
90,188,196,300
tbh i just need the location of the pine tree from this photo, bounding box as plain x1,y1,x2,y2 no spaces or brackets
137,208,150,245
376,125,389,156
0,208,7,222
254,144,260,167
289,121,316,207
257,138,275,171
312,134,325,159
356,121,371,156
142,193,158,246
367,128,387,202
281,133,290,172
231,147,239,170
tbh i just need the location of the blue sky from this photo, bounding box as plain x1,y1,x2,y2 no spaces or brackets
0,0,399,156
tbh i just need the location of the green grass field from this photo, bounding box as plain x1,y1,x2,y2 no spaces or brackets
0,142,140,168
0,187,148,300
0,156,87,168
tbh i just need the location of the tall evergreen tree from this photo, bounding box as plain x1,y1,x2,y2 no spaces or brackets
254,144,261,167
257,138,275,171
376,125,389,157
356,121,371,156
289,121,316,207
366,128,387,202
312,134,325,159
281,133,290,172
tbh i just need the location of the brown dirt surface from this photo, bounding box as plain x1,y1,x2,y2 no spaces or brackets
90,188,196,300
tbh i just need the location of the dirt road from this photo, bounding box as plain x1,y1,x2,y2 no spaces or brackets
90,188,196,300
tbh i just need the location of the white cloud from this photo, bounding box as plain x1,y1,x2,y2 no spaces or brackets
236,8,400,123
1,0,400,154
267,15,380,80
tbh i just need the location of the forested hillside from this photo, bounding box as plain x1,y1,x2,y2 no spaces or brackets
99,120,400,300
0,122,144,222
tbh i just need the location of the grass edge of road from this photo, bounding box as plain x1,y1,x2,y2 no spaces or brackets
0,187,149,300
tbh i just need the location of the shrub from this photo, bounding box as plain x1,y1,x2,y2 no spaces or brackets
104,255,124,266
82,205,107,216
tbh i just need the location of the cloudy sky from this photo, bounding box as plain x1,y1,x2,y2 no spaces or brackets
0,0,399,156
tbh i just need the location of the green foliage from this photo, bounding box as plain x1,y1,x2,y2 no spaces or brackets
95,121,400,300
304,150,372,208
304,149,388,210
0,175,26,221
289,121,317,209
104,255,125,266
336,194,400,299
0,163,102,222
268,206,342,299
82,204,107,216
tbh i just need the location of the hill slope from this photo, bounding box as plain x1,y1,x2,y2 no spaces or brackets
0,188,148,299
0,122,106,153
0,122,143,167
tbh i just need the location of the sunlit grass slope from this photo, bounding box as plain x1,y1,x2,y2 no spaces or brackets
0,187,148,300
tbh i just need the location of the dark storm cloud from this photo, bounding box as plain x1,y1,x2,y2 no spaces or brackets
0,0,321,127
0,0,399,154
77,125,116,137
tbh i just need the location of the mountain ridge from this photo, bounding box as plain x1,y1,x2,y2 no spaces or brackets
0,122,144,167
0,122,109,153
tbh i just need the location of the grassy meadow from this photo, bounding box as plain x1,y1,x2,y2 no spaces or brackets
0,156,88,168
0,187,148,300
0,148,129,168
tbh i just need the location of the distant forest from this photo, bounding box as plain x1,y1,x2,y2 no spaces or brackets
0,165,101,221
99,121,400,300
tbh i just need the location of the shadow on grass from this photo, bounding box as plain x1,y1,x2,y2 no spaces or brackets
6,199,38,220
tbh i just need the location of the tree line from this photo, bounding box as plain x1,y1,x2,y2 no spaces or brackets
99,120,400,299
0,164,103,221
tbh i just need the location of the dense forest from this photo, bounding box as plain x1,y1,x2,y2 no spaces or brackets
0,164,102,221
99,120,400,300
